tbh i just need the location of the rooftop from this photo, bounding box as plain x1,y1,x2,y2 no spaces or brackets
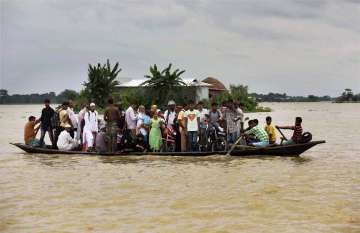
202,77,227,91
117,78,212,87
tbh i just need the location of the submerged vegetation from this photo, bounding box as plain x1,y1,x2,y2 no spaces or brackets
6,60,357,111
334,89,360,103
81,59,121,108
0,89,78,104
250,92,332,102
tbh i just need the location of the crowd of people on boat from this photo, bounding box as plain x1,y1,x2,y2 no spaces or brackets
23,98,305,153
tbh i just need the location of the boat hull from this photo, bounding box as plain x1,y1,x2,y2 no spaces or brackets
10,141,325,157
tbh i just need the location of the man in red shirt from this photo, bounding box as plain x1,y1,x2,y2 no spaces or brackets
276,117,303,145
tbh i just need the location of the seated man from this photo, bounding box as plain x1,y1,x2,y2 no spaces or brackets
276,117,303,145
96,126,109,153
243,119,269,147
264,116,276,144
57,124,79,151
24,116,41,147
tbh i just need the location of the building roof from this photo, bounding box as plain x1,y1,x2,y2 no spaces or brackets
118,78,212,87
202,77,227,91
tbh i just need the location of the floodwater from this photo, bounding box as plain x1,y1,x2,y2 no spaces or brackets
0,103,359,233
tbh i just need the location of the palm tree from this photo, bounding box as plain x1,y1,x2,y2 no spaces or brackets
83,59,121,108
142,63,186,104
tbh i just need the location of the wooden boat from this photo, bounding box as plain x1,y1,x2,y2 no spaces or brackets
10,140,325,157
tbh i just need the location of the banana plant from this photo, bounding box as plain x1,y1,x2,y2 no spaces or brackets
142,63,186,104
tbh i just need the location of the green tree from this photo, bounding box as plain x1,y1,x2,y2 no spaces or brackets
229,85,258,110
82,59,121,108
57,89,79,103
211,85,258,112
141,63,186,105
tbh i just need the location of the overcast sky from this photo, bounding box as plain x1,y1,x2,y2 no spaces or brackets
1,0,359,96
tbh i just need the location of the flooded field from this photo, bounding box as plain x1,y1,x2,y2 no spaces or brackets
0,103,359,233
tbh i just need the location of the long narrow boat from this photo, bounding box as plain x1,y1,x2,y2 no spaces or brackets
10,140,325,157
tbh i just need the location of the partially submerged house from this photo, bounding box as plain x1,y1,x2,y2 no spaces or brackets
116,77,227,102
202,77,228,99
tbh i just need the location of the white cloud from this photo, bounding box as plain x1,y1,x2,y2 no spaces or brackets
1,0,359,96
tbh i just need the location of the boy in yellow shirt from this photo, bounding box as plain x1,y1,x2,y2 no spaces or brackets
264,116,276,144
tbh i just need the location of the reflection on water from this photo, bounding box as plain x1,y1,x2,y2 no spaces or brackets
1,103,360,233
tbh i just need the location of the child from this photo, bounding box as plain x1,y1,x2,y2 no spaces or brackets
134,134,147,152
276,117,303,145
149,112,162,152
116,128,125,151
264,116,276,144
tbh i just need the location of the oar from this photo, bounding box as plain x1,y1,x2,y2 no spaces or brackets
275,126,288,144
226,117,249,155
226,136,243,155
34,123,42,136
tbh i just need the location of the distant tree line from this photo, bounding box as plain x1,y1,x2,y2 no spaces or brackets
249,92,332,102
0,89,79,104
335,88,360,102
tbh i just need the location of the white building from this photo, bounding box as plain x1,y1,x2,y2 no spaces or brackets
117,78,212,102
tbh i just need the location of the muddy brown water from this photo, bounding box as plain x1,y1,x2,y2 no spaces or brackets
0,103,359,233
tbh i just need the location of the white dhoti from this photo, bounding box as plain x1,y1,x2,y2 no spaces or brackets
59,141,79,151
83,130,94,147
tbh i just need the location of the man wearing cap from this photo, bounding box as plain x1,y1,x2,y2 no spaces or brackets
82,103,98,152
57,124,79,151
164,100,176,127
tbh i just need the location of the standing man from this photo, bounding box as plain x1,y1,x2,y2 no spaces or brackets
39,99,56,148
137,105,150,144
177,103,188,152
59,101,70,132
208,102,222,131
234,102,245,135
83,103,98,152
223,101,239,145
174,105,182,152
184,101,200,152
125,102,138,141
196,101,209,150
77,102,88,144
104,98,121,152
164,100,177,128
67,100,78,139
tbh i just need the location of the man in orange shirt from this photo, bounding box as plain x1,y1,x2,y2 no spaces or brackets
24,116,41,147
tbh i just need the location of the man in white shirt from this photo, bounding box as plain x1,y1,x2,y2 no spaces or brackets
196,101,209,149
76,103,88,142
67,100,78,138
125,103,138,140
184,101,200,152
57,124,79,151
235,101,245,137
83,103,98,152
164,100,176,128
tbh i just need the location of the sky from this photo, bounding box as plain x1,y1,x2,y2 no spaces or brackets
1,0,359,96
